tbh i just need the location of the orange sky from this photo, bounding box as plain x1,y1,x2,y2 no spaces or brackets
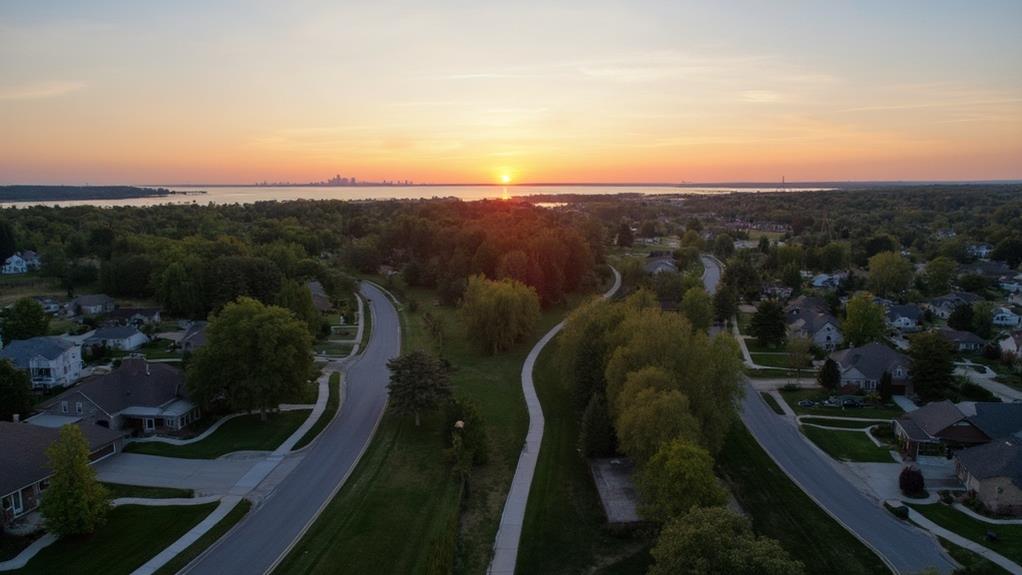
1,1,1021,184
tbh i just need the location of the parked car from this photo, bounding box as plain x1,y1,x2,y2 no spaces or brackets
797,399,816,408
822,398,840,407
842,399,863,408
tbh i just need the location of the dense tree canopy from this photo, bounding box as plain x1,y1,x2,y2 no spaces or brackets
867,251,914,297
0,359,32,422
460,275,540,354
387,350,452,426
1,297,50,342
844,293,886,347
909,331,955,401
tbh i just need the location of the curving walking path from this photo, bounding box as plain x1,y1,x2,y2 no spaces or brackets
488,266,621,575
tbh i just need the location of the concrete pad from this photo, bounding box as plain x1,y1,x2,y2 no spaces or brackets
589,458,642,525
94,453,256,495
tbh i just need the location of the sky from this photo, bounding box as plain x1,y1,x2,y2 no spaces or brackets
1,0,1021,185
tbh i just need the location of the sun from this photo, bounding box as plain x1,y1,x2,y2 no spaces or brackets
500,174,511,184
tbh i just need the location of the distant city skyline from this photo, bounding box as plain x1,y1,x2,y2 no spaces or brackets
1,1,1020,185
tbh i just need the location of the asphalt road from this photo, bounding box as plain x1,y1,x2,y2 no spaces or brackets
740,379,956,573
185,281,400,575
700,254,722,293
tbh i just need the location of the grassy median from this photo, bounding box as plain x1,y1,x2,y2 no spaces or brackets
293,372,343,450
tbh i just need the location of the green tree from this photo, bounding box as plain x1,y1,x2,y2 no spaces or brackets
387,350,451,426
650,507,805,575
461,275,540,354
558,298,628,409
992,237,1022,268
40,425,110,536
636,439,727,523
751,299,786,348
971,301,996,339
1,297,50,342
616,386,701,464
947,304,974,331
188,297,313,420
868,251,914,297
157,260,206,317
910,331,955,401
578,392,616,457
680,229,703,249
924,256,956,295
276,279,320,336
0,219,15,261
817,358,841,390
0,359,32,422
713,234,735,259
680,287,713,332
879,370,893,401
782,263,802,294
844,293,886,346
713,284,737,324
758,236,771,253
786,336,812,381
616,223,634,247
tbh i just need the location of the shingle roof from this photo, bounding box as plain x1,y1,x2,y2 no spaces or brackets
936,327,986,346
0,337,75,368
0,421,122,497
960,402,1022,440
956,440,1022,489
643,257,678,274
107,307,160,320
181,321,207,349
830,342,909,381
45,358,187,415
87,326,144,341
786,296,838,335
73,294,114,307
887,304,922,322
900,400,966,437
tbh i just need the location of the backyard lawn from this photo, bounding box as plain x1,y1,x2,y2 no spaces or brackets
800,426,895,463
717,425,889,574
779,388,904,419
908,503,1022,566
15,503,218,575
154,499,253,575
124,410,311,459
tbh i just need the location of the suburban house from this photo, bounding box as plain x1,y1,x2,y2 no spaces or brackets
936,327,986,353
69,294,116,317
0,421,123,529
1000,277,1022,294
84,326,148,351
894,400,1022,459
992,306,1021,328
886,304,923,331
786,296,843,350
761,283,794,300
179,321,207,352
2,253,28,275
829,342,910,393
643,256,678,275
0,336,83,389
998,332,1022,358
31,296,63,315
926,292,983,320
810,272,846,289
961,260,1014,280
954,439,1022,516
307,280,333,313
106,307,162,327
34,358,200,435
966,243,994,259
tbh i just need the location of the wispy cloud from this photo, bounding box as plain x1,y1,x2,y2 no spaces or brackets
741,90,784,103
0,81,86,101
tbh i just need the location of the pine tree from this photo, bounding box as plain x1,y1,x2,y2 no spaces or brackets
817,358,841,390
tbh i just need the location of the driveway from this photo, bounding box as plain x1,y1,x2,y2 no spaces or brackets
94,453,255,495
184,281,400,575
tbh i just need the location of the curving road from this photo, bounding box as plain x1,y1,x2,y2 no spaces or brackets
699,255,955,574
488,266,622,575
184,281,400,575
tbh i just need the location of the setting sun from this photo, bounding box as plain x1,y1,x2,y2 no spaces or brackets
500,174,512,184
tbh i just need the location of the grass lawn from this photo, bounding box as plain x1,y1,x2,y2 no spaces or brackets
761,392,785,415
124,410,310,459
517,336,652,574
358,294,373,352
276,284,595,575
800,426,895,463
153,499,253,575
745,367,813,379
16,503,218,575
293,373,342,450
111,339,180,361
908,503,1022,565
749,352,812,369
744,339,784,354
313,341,353,356
102,483,194,499
938,537,1011,575
0,533,40,562
780,388,904,419
799,417,887,429
716,424,889,575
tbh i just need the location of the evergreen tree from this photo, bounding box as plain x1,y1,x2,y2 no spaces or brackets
947,304,974,331
40,425,110,536
578,392,616,457
0,359,32,422
879,370,893,401
817,358,841,390
750,299,786,348
616,223,634,247
909,332,955,401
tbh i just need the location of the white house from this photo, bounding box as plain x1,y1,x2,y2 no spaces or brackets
1000,278,1022,294
992,307,1022,328
1,254,27,275
967,243,994,259
85,326,148,351
786,296,843,350
886,304,923,332
0,337,83,389
998,332,1021,358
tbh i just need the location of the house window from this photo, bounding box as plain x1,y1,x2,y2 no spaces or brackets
144,418,155,432
60,401,68,414
75,402,83,415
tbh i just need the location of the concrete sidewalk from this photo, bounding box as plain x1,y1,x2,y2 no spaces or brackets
907,508,1022,574
132,496,245,575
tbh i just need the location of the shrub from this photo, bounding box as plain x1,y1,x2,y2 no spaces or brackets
884,501,909,520
899,465,925,497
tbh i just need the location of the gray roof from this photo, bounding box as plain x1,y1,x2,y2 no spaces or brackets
786,296,838,334
87,326,144,341
936,327,986,346
107,307,160,320
307,280,333,312
898,400,965,438
886,304,922,322
955,440,1022,489
45,358,188,415
0,421,122,497
643,257,678,274
830,342,909,381
181,321,207,349
0,336,75,368
959,402,1022,440
73,294,115,307
930,292,982,309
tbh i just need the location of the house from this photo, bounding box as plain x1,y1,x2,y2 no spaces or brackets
1,253,27,275
811,272,847,289
894,400,1022,459
0,421,123,529
954,440,1022,516
84,326,148,351
829,342,911,393
992,306,1021,328
761,283,793,301
106,307,161,327
936,327,986,353
966,243,994,259
69,294,116,316
786,296,843,350
20,251,41,269
926,292,983,320
1001,278,1022,294
179,321,207,352
935,228,957,240
886,304,923,331
0,336,83,389
35,358,200,435
307,280,333,313
961,260,1014,280
998,332,1022,358
643,257,678,275
31,296,62,315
